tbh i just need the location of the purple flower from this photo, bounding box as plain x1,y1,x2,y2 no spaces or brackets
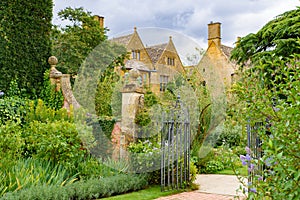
240,155,247,166
240,154,251,166
0,91,4,97
257,176,263,181
245,154,251,161
249,187,257,193
248,163,255,173
245,146,251,154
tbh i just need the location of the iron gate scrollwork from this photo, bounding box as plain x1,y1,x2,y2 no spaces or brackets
161,95,191,191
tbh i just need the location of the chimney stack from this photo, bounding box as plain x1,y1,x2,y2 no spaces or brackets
94,15,104,29
208,22,221,47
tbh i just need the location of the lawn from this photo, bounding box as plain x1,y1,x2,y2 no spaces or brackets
102,185,184,200
216,166,248,177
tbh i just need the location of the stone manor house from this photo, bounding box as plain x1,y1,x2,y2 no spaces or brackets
94,15,238,94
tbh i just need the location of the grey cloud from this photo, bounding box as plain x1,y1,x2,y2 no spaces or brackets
53,0,299,48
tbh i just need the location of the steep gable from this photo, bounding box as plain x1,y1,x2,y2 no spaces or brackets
145,43,167,64
158,36,185,73
110,34,133,46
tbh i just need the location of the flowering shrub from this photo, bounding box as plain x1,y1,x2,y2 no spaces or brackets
233,55,300,199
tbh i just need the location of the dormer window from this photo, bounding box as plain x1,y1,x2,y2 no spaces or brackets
132,50,140,60
167,57,175,66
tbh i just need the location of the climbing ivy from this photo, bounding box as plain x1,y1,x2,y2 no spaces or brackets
40,70,64,110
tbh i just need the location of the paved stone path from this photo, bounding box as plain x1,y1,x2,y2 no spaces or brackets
156,174,247,200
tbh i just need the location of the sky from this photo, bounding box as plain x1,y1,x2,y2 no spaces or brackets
52,0,299,63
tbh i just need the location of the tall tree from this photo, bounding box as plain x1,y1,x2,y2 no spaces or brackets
231,7,300,66
51,7,107,78
0,0,53,97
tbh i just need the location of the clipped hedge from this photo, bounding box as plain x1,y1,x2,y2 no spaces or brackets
0,0,53,97
1,174,148,200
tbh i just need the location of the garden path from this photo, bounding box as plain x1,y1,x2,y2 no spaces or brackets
155,174,247,200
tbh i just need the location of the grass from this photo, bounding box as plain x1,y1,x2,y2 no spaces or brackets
102,185,185,200
216,166,248,177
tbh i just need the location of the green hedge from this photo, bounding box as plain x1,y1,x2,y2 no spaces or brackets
1,174,148,200
0,0,53,97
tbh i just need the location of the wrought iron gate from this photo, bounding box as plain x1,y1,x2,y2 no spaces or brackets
246,121,264,183
160,96,190,191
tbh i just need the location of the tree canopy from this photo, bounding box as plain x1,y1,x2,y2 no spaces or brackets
51,7,107,78
231,7,300,66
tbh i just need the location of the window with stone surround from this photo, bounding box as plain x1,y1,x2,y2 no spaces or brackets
160,75,168,92
167,57,175,66
131,50,140,60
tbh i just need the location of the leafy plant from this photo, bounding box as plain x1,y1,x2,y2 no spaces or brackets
40,69,64,110
231,14,300,198
22,120,85,164
0,158,77,197
1,174,148,200
0,122,24,160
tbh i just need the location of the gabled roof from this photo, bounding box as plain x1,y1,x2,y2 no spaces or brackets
124,60,151,72
146,43,168,64
220,45,233,59
110,34,133,46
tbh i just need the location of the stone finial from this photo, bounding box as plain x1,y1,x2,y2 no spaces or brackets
129,68,140,80
48,56,58,66
48,56,62,79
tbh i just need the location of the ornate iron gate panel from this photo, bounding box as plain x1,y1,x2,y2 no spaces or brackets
161,96,190,191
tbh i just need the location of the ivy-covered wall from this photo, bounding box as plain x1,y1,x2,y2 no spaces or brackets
0,0,53,97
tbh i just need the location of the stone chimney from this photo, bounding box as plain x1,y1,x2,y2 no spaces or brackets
94,15,104,28
208,22,221,47
235,36,241,47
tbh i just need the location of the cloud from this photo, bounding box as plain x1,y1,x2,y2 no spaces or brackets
53,0,299,48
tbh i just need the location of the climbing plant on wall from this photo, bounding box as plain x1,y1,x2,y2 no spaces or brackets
0,0,53,97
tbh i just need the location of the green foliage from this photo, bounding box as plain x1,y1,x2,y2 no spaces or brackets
231,7,300,66
0,158,77,196
22,120,85,164
144,90,158,107
135,109,151,126
128,140,161,184
26,99,71,123
52,7,107,77
95,67,121,117
40,70,64,110
1,174,148,200
231,55,300,199
0,97,28,125
0,0,53,97
0,123,24,159
215,123,243,147
194,145,242,174
230,8,300,198
204,160,225,173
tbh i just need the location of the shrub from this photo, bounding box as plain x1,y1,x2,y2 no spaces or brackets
1,174,148,200
0,122,24,159
25,99,71,123
216,124,243,147
0,0,53,97
204,160,224,173
0,97,28,125
128,139,161,184
22,120,85,164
